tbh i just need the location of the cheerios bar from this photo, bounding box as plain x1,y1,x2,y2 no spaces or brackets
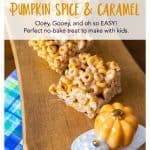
49,53,121,118
28,40,91,74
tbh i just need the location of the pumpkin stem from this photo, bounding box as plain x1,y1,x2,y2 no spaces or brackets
112,109,125,119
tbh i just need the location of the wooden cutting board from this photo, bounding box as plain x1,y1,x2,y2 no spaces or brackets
10,40,145,150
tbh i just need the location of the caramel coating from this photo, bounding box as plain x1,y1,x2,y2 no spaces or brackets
29,40,91,74
49,53,121,118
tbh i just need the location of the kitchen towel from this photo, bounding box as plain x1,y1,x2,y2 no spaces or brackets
4,70,23,150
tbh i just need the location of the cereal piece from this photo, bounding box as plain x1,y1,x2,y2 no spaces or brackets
49,53,121,118
49,84,57,95
28,40,92,74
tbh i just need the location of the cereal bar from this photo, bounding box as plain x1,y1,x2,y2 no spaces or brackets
49,53,121,118
28,40,91,74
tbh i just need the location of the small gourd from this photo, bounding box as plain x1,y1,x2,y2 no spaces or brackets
94,102,138,149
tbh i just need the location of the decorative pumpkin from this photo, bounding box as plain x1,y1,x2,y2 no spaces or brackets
94,102,138,149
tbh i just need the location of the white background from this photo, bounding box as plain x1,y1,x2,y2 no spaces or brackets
5,0,145,40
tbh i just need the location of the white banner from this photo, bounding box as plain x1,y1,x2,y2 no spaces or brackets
5,0,145,40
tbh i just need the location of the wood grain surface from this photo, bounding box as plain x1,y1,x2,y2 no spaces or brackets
5,40,145,78
10,40,145,150
4,40,15,77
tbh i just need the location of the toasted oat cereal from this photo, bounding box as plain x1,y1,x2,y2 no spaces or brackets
49,53,121,118
28,40,91,74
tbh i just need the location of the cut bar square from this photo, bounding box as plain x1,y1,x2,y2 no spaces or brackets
29,40,91,74
49,53,121,118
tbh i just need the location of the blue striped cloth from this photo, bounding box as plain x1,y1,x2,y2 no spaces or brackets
4,70,23,150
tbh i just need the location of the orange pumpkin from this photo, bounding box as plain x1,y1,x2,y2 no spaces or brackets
94,102,138,149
